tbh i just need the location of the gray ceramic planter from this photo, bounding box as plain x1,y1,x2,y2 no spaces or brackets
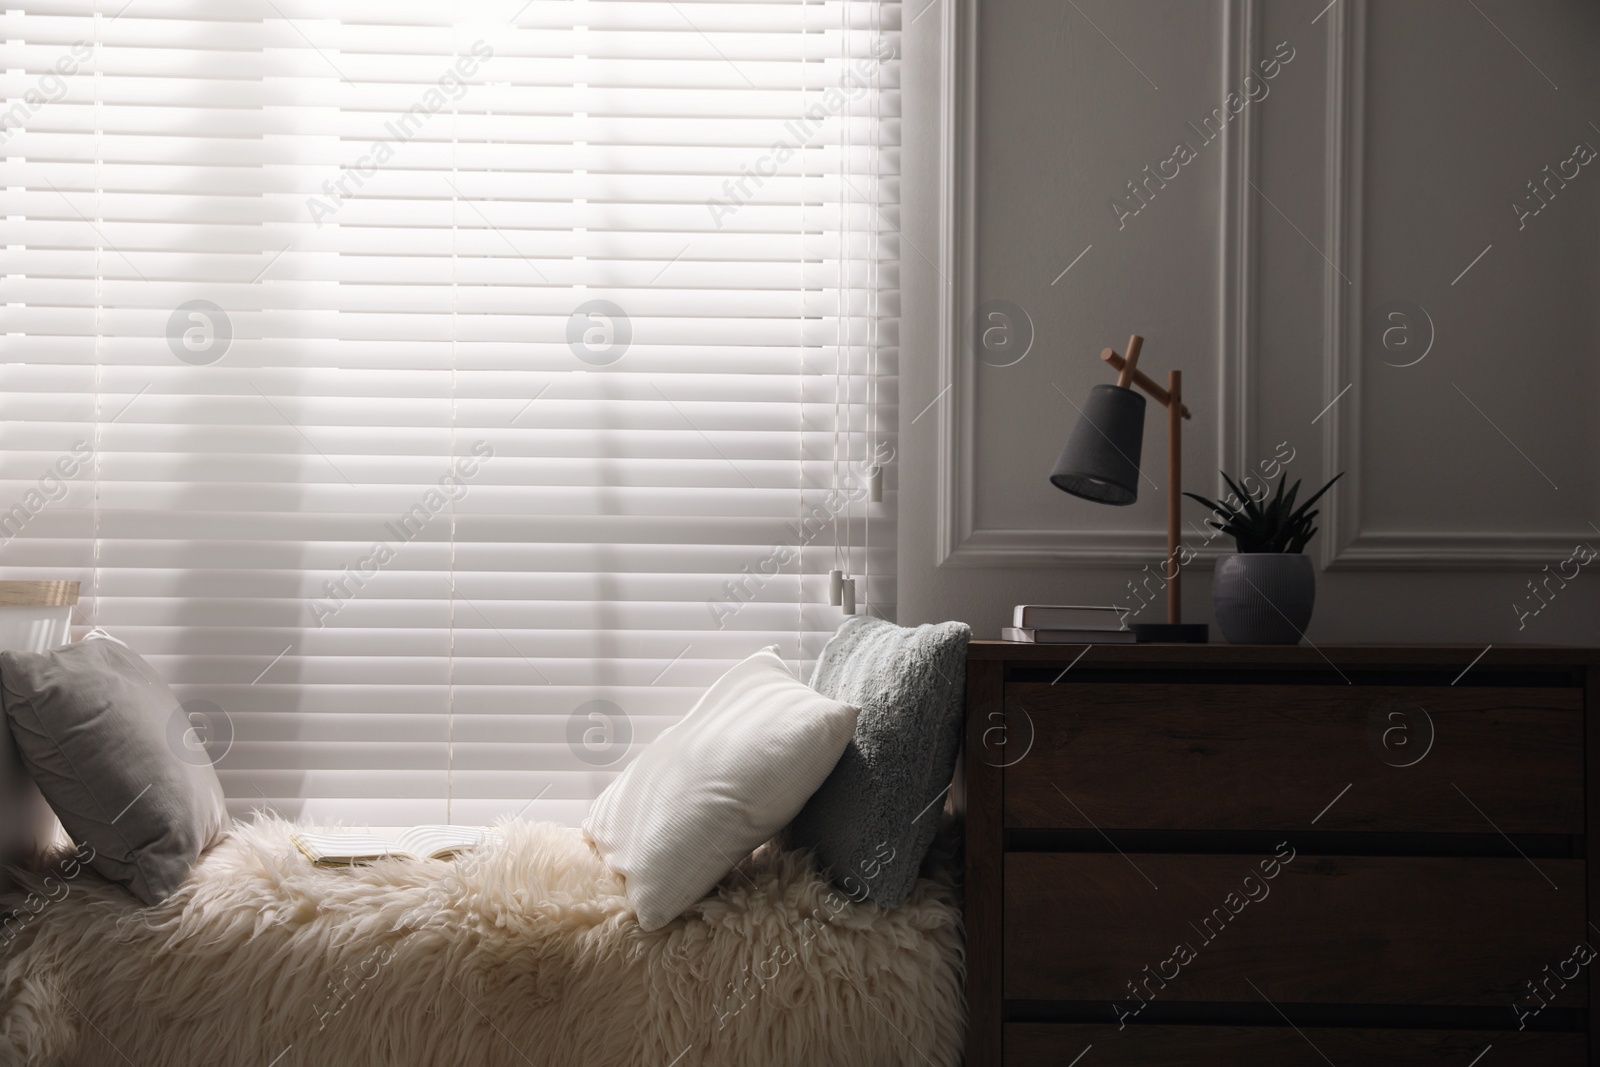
1213,552,1315,644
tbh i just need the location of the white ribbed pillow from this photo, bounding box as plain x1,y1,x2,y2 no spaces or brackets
583,646,860,931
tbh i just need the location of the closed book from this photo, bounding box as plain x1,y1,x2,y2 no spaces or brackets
1001,626,1138,644
1012,604,1129,630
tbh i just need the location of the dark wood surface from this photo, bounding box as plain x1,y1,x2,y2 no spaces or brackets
969,639,1600,667
1005,853,1583,1005
963,657,1005,1067
1587,664,1600,1055
966,644,1600,1064
1003,1024,1586,1065
1005,682,1584,833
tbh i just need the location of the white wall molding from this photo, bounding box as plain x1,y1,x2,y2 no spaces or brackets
1318,0,1364,572
1318,0,1588,570
934,0,1257,568
1218,0,1260,486
931,0,975,567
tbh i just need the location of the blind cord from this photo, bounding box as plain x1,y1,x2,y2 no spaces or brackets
444,48,461,826
89,2,104,631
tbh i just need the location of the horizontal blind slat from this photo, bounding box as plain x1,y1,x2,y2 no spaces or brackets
7,0,899,824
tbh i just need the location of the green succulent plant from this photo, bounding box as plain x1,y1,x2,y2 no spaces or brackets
1184,471,1344,554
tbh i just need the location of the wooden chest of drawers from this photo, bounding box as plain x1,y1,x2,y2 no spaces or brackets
960,643,1600,1066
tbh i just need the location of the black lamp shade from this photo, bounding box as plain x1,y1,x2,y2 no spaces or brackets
1050,383,1145,506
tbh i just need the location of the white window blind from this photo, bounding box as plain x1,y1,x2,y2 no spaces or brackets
1,0,899,826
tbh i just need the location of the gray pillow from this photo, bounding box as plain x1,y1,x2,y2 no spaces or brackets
0,719,58,896
1,634,229,905
788,616,969,907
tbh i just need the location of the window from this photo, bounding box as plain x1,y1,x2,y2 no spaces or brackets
2,0,898,825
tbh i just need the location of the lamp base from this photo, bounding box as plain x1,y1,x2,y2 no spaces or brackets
1131,623,1210,644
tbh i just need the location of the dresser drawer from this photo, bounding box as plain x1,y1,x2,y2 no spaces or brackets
1005,853,1585,1005
1004,1024,1586,1066
1004,683,1582,833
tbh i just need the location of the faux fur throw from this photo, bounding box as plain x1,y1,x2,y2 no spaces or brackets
1,817,964,1067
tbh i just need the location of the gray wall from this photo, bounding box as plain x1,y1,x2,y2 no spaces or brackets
897,0,1600,645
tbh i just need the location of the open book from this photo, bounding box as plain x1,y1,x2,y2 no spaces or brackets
291,826,491,867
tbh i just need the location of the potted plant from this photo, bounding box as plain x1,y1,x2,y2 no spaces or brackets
1184,472,1344,644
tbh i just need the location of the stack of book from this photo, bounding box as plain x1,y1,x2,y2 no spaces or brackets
1001,604,1135,644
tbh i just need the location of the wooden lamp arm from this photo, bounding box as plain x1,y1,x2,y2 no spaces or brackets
1115,334,1143,388
1101,345,1193,420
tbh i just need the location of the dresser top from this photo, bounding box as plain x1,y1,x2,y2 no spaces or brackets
968,640,1600,668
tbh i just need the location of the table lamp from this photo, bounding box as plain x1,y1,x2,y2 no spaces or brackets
1050,334,1209,643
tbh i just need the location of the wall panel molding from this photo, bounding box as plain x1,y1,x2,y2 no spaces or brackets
931,0,974,566
1318,0,1587,571
1318,0,1364,571
1218,0,1260,487
935,0,1257,568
